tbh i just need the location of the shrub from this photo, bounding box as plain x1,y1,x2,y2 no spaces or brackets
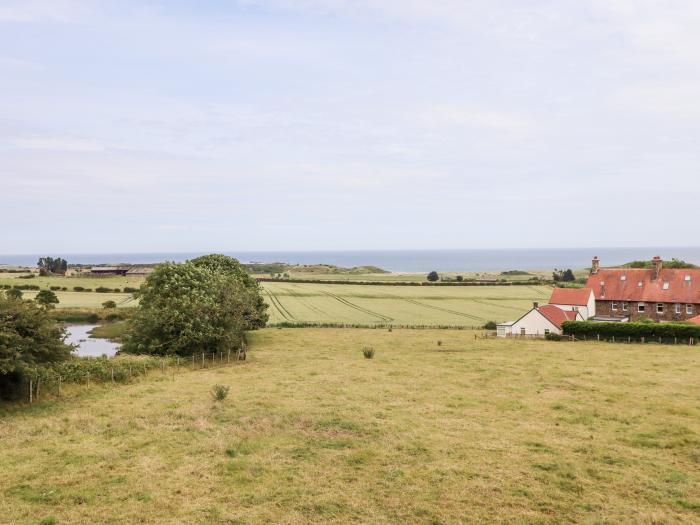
427,271,439,282
35,290,59,308
102,300,117,309
113,288,121,293
95,287,112,293
18,274,36,279
123,287,138,293
50,286,61,291
211,384,230,401
545,333,562,341
437,340,442,347
362,346,375,359
455,275,463,282
61,287,68,291
73,286,85,292
5,288,23,300
13,284,40,290
483,321,497,330
84,288,93,292
562,320,700,342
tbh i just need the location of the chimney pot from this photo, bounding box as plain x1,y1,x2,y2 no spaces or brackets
533,301,539,309
652,256,663,280
591,256,600,274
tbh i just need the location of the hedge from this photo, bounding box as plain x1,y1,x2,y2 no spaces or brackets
562,320,700,341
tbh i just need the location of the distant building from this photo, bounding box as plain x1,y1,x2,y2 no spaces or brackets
90,266,128,276
126,267,155,276
586,256,700,322
548,287,596,319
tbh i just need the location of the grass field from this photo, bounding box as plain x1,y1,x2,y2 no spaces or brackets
21,291,138,309
2,328,699,523
0,274,146,290
261,282,552,326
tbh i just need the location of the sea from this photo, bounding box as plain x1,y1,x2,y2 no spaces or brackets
3,247,700,273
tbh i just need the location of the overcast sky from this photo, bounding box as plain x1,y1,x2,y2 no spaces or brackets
1,0,699,254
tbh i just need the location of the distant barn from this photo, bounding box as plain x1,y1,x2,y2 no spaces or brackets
126,267,155,276
90,266,128,276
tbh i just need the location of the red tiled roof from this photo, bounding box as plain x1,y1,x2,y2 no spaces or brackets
688,315,700,325
549,287,593,306
587,268,700,304
537,304,579,329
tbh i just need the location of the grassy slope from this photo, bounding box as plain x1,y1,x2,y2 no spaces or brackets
2,329,699,524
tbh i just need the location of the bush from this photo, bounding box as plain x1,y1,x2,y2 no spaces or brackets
123,287,138,293
50,286,61,291
427,271,439,282
362,346,375,359
483,321,497,330
545,333,562,341
5,288,23,300
113,288,121,293
13,284,40,290
211,384,230,401
102,300,117,309
73,286,85,292
35,290,59,307
18,274,36,279
95,287,112,293
437,340,442,347
562,320,700,342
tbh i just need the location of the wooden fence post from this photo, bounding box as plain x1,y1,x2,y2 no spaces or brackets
111,367,115,383
202,353,205,368
36,376,41,400
57,375,61,398
29,378,33,404
86,371,90,387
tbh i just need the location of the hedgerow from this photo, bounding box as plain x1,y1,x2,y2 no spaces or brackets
562,321,700,342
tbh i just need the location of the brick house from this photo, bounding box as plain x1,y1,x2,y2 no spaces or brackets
586,256,700,322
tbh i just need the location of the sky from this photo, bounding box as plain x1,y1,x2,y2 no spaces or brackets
1,0,699,254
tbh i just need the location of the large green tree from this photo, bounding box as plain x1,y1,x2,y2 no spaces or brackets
37,257,68,275
190,254,268,329
122,258,266,356
0,294,72,399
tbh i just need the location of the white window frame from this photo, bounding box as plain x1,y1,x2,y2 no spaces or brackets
656,303,664,314
622,302,629,312
687,304,694,315
675,304,681,314
611,302,618,311
638,303,645,313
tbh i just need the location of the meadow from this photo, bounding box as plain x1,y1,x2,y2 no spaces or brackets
2,328,699,524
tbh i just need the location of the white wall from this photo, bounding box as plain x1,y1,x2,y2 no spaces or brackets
510,309,560,336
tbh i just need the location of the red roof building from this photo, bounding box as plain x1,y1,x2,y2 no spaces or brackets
537,304,580,329
586,256,700,321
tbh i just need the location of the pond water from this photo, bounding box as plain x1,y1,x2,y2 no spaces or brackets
65,324,120,358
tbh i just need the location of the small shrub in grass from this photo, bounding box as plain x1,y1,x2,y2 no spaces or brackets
123,286,138,293
362,346,375,359
95,286,112,293
211,384,230,401
102,300,117,309
73,286,85,291
437,340,442,347
50,286,61,291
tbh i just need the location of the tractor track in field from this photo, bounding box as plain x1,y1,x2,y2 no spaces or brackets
471,298,523,311
321,291,393,322
399,297,486,322
287,285,327,317
266,289,295,321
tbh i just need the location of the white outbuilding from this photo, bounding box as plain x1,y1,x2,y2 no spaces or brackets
506,302,583,337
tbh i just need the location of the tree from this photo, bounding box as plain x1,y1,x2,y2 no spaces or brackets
190,254,269,329
102,300,117,309
427,271,439,282
5,288,23,300
562,269,576,282
455,275,464,282
37,257,68,276
35,290,59,308
0,295,72,399
122,259,266,356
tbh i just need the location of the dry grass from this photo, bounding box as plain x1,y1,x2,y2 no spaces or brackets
2,329,700,524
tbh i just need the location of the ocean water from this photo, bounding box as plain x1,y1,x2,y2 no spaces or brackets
3,247,700,273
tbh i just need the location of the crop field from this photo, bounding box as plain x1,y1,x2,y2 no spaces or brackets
261,282,552,326
0,274,145,290
2,328,700,523
21,291,137,308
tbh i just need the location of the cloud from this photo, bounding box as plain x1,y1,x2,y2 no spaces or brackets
10,136,104,152
0,0,91,22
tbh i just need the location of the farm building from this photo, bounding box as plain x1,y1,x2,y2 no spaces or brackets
689,315,700,325
587,256,700,322
90,266,128,276
126,267,155,276
548,287,596,319
500,302,583,337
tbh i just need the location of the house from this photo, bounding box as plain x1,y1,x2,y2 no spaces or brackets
586,256,700,322
507,302,583,336
548,287,596,319
688,315,700,325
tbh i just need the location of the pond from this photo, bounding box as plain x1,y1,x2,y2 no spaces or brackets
65,324,120,358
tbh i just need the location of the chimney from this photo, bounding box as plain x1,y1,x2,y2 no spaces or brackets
533,301,539,309
652,256,662,280
591,256,600,275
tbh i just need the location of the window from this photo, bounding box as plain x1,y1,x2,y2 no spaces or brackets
657,303,664,314
620,275,626,281
638,281,643,288
544,329,550,335
611,302,618,311
520,327,526,335
675,304,681,314
685,276,692,283
662,282,670,290
622,302,629,311
638,303,646,313
687,305,694,315
572,306,579,312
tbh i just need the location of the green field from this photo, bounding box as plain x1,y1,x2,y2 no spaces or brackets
2,328,699,523
261,281,551,326
21,291,138,309
0,273,145,290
